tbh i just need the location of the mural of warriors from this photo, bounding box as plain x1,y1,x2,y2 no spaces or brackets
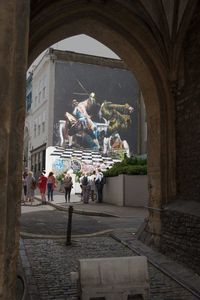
100,101,134,133
58,92,135,155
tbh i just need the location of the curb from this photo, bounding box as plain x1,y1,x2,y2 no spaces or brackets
111,232,200,299
34,196,119,218
20,229,113,239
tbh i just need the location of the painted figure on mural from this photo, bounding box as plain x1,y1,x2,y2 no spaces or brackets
99,101,134,133
59,91,134,156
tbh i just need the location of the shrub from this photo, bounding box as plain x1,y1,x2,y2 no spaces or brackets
56,173,64,182
104,156,147,177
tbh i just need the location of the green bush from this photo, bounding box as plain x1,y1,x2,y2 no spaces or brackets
104,156,147,177
74,170,82,182
56,173,64,182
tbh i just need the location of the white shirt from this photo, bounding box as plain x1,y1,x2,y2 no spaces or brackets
95,172,103,183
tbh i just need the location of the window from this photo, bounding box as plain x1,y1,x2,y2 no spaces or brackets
42,86,46,99
34,124,37,137
38,92,41,104
38,124,41,135
42,121,45,133
127,295,143,300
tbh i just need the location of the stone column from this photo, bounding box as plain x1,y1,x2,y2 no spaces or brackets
0,1,30,299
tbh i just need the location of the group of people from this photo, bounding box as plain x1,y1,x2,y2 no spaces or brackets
62,169,106,204
22,169,56,204
79,169,105,204
22,167,106,206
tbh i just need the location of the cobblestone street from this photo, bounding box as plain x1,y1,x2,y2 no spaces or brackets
20,234,200,300
19,197,200,300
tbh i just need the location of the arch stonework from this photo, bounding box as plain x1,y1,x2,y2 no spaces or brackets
0,0,198,299
28,1,177,241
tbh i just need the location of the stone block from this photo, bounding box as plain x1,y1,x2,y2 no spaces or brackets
78,256,150,300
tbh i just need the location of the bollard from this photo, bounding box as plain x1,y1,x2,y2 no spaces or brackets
66,205,73,245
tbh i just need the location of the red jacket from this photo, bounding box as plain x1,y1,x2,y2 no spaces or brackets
38,175,47,189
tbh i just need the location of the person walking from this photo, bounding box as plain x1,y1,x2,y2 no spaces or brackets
22,168,28,204
80,173,90,204
95,169,105,203
89,170,96,201
38,171,47,204
25,171,37,204
63,172,73,203
47,172,56,201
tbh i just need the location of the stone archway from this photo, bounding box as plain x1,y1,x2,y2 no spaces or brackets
28,6,176,240
1,1,197,299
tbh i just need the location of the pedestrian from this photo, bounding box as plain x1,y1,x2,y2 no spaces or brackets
89,170,96,201
47,171,56,201
63,172,73,203
38,171,47,204
95,169,105,203
25,171,37,204
22,168,28,204
80,173,90,204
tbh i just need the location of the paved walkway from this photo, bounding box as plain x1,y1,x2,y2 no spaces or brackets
19,230,200,300
18,192,200,299
33,191,148,218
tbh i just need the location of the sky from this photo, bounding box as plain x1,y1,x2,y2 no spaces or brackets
29,34,120,72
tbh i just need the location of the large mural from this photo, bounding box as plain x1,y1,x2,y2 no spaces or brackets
53,60,139,158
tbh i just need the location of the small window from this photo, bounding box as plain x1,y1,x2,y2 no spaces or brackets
42,86,46,99
90,298,105,300
38,92,41,103
34,124,37,137
42,121,45,133
127,295,144,300
38,124,41,135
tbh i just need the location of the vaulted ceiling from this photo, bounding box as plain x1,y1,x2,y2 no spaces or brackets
29,0,198,77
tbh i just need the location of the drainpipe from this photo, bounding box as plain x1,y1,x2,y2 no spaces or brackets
123,174,125,207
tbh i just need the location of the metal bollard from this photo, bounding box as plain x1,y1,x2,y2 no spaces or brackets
66,205,73,245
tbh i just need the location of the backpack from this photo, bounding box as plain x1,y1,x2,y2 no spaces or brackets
82,176,88,186
96,174,106,185
63,176,73,188
31,178,37,190
101,175,106,185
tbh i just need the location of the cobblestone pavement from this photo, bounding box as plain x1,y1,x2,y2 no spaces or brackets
20,234,199,300
20,204,144,236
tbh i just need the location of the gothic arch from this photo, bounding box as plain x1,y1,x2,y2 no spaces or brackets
28,2,176,231
2,1,198,298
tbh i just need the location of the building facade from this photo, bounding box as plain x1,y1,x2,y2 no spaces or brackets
25,48,147,177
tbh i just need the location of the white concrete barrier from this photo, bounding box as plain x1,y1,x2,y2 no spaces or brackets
78,256,150,300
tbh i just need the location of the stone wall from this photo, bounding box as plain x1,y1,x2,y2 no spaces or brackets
160,210,200,274
103,175,148,207
176,2,200,202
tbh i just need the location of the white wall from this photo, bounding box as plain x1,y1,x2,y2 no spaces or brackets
103,174,124,206
125,175,148,207
103,175,148,207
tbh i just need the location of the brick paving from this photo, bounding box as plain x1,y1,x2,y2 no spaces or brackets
19,195,200,299
20,233,200,300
